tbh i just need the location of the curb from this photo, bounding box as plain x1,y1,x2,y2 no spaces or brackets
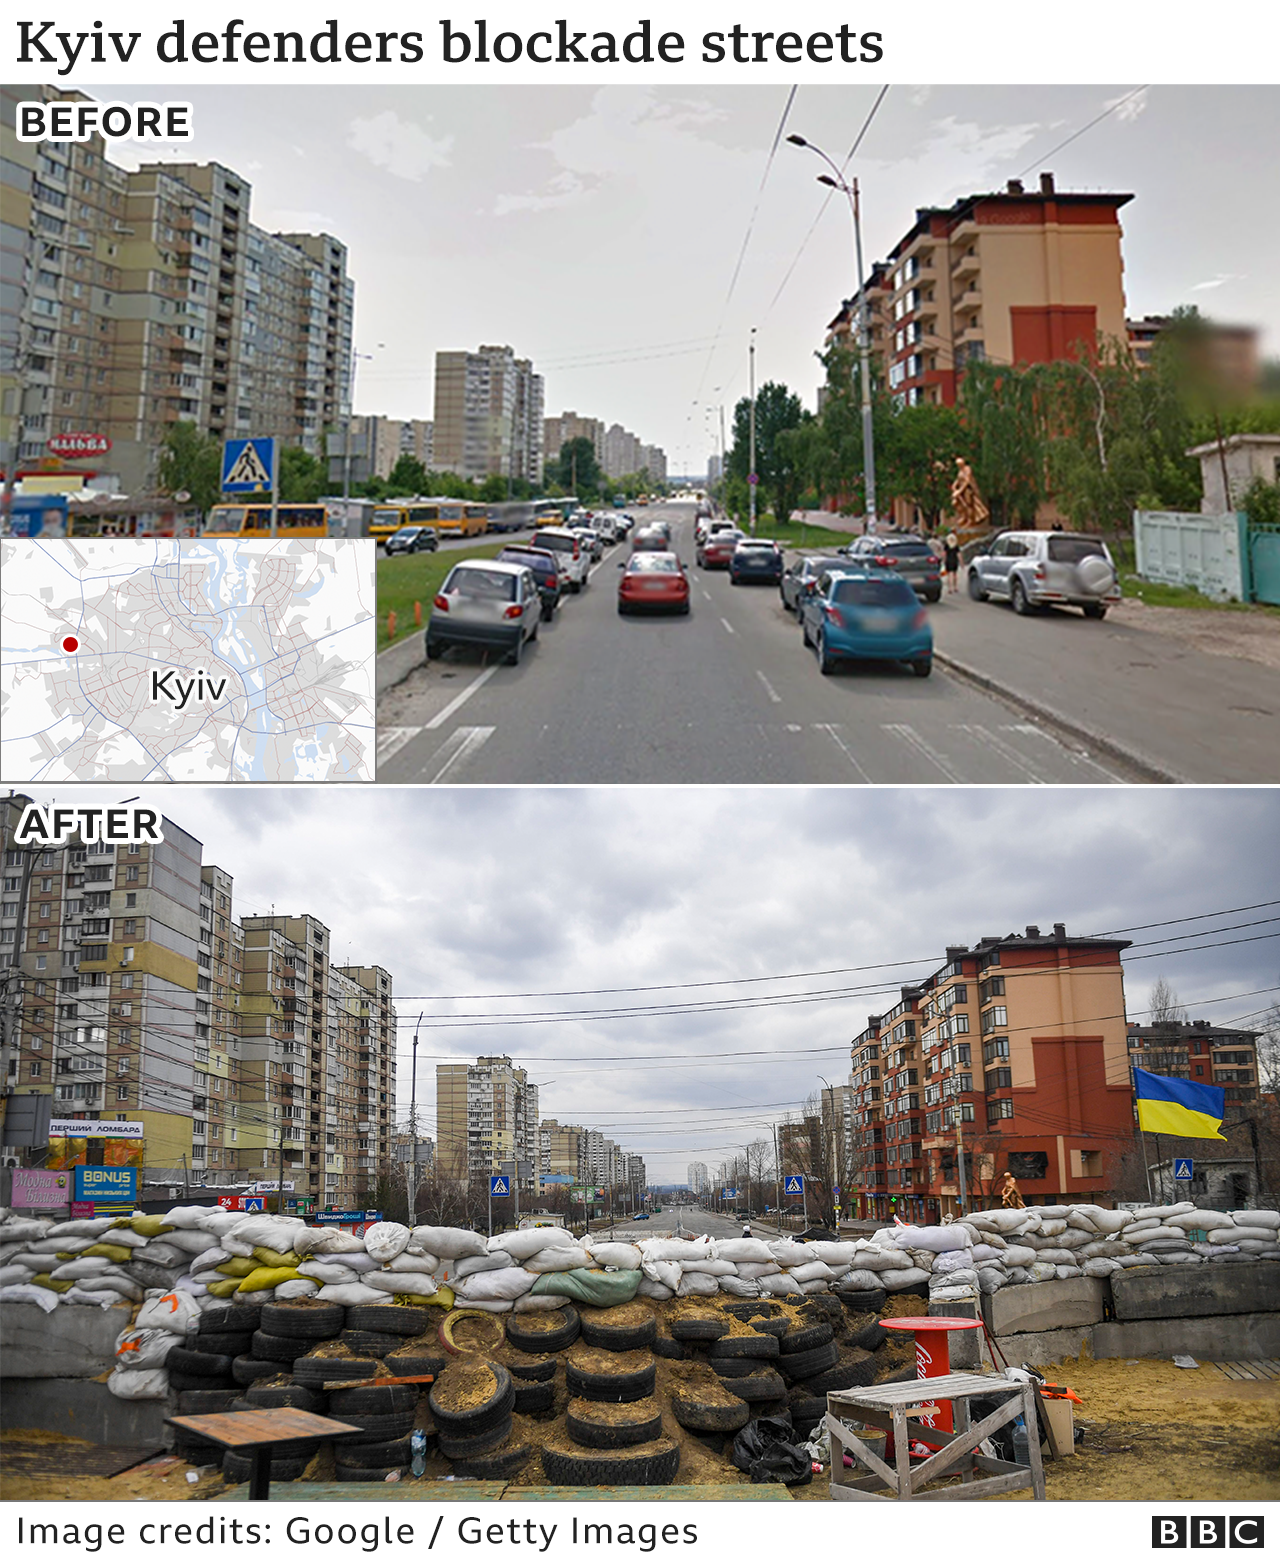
933,649,1184,785
376,633,425,696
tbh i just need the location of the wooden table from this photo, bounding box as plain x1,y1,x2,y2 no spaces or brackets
826,1372,1046,1502
167,1407,362,1501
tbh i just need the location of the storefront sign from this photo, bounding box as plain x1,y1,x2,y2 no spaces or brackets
74,1165,137,1203
10,1168,73,1210
51,1120,144,1138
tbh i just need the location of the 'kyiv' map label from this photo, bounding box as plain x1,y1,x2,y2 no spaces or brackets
150,669,229,709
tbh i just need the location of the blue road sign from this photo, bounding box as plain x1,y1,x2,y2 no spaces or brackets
720,1188,739,1200
242,1196,266,1213
222,437,275,493
1173,1158,1194,1182
832,1185,840,1198
490,1175,510,1196
784,1175,805,1196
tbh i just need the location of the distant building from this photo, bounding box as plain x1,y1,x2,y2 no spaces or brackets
1129,315,1260,396
433,346,543,484
686,1161,709,1193
543,412,604,468
1126,1019,1260,1119
435,1054,539,1185
326,415,435,487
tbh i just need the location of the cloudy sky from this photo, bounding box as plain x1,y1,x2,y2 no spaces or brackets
99,83,1280,472
19,785,1279,1182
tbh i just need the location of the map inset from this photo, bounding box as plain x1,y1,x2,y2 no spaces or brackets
1,538,376,781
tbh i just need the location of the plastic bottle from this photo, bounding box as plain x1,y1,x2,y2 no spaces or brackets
1010,1416,1030,1465
410,1428,427,1477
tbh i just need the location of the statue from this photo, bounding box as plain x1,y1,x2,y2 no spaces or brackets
950,458,989,531
999,1171,1024,1210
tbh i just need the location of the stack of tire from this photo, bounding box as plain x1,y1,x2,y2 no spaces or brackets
339,1303,433,1358
167,1304,261,1396
541,1303,679,1487
429,1359,528,1479
504,1304,580,1417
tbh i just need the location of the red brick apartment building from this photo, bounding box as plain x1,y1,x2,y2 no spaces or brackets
848,923,1135,1220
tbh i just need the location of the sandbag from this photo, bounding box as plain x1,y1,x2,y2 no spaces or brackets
29,1235,94,1255
757,1273,802,1297
251,1245,301,1269
969,1245,1004,1265
513,1293,571,1312
532,1268,645,1307
114,1327,175,1369
388,1252,441,1275
0,1218,53,1243
136,1288,200,1335
835,1269,884,1292
158,1206,210,1231
294,1260,357,1286
677,1272,720,1298
231,1215,301,1254
523,1246,593,1274
582,1242,641,1271
364,1222,412,1263
1163,1210,1235,1233
152,1229,220,1256
718,1276,760,1297
976,1266,1009,1294
735,1262,781,1280
64,1286,126,1309
0,1266,34,1286
1000,1245,1038,1268
453,1250,515,1280
713,1238,775,1263
892,1223,971,1253
293,1226,368,1258
238,1266,308,1293
489,1227,575,1260
642,1259,682,1290
799,1242,853,1266
99,1228,149,1249
363,1270,438,1296
48,1257,114,1281
879,1268,927,1293
853,1249,913,1272
933,1249,975,1275
76,1274,145,1301
107,1367,169,1400
316,1282,393,1305
679,1259,737,1278
1028,1262,1058,1282
1233,1211,1280,1230
636,1278,677,1301
197,1210,250,1235
0,1283,59,1311
1082,1257,1122,1278
408,1226,488,1260
766,1242,810,1268
791,1261,835,1285
1073,1207,1132,1236
271,1279,320,1300
452,1267,539,1302
640,1236,713,1263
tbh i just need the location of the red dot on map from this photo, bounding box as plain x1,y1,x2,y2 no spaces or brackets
61,636,79,653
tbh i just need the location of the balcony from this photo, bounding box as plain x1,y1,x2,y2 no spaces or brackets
951,250,980,281
953,288,982,316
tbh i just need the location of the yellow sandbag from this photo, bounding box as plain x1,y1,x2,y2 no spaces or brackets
205,1279,242,1298
398,1286,454,1309
32,1273,75,1293
251,1245,300,1269
129,1215,169,1237
82,1242,134,1263
237,1265,299,1292
216,1257,260,1278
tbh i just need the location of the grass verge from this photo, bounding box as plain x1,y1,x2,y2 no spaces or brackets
1120,573,1280,615
376,541,510,651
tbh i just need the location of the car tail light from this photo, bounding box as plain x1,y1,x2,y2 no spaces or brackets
1034,566,1046,580
875,556,894,566
913,608,928,629
822,603,845,628
503,603,523,619
433,593,449,611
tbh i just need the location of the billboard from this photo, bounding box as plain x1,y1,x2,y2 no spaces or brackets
10,1168,73,1210
75,1165,137,1204
46,1123,145,1173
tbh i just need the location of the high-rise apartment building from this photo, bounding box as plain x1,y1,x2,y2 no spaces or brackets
543,412,604,468
639,444,668,484
436,1055,539,1185
1126,1019,1260,1119
686,1161,709,1194
539,1118,583,1183
432,346,543,484
2,87,354,495
826,173,1131,411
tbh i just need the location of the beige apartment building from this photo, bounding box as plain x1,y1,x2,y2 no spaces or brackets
543,412,604,467
435,1054,540,1186
433,346,543,484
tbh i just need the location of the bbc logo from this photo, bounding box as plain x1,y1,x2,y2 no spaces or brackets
1153,1517,1265,1548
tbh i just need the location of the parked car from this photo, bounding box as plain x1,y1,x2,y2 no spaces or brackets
840,535,943,602
780,553,844,613
696,514,737,545
425,558,541,666
632,525,671,552
697,528,745,568
729,538,783,585
799,568,933,677
617,551,690,615
632,1212,650,1220
968,530,1121,618
383,525,438,556
533,526,590,591
495,545,562,620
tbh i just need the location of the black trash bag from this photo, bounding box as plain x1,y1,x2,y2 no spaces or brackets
730,1414,813,1487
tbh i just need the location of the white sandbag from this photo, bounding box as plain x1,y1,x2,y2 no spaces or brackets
1123,1226,1172,1245
1157,1252,1203,1265
190,1247,228,1277
364,1222,412,1263
50,1257,114,1281
853,1249,914,1272
1051,1229,1093,1250
637,1277,677,1301
293,1226,367,1258
62,1216,122,1238
174,1275,209,1297
197,1210,250,1235
1163,1209,1235,1233
677,1259,738,1278
718,1275,761,1297
115,1326,177,1369
802,1241,853,1266
1033,1219,1068,1239
0,1266,34,1286
1233,1210,1280,1230
29,1235,95,1254
1155,1202,1195,1219
0,1283,60,1311
218,1235,256,1259
0,1218,53,1243
10,1253,63,1273
1080,1207,1134,1236
976,1266,1009,1294
766,1242,810,1268
233,1215,303,1254
514,1293,572,1312
341,1252,378,1273
911,1249,936,1271
798,1280,828,1294
452,1266,539,1302
791,1261,836,1285
582,1242,642,1271
1234,1240,1276,1255
294,1260,358,1286
931,1285,979,1305
1028,1262,1058,1282
1141,1238,1191,1255
640,1236,710,1263
1076,1241,1120,1260
456,1297,515,1313
64,1286,125,1309
1035,1248,1078,1266
489,1227,575,1260
77,1273,145,1301
136,1289,200,1335
131,1242,187,1270
969,1245,1004,1265
933,1249,975,1275
892,1223,971,1253
713,1238,776,1263
880,1268,927,1293
758,1272,803,1297
152,1229,220,1257
642,1259,682,1290
1000,1245,1038,1268
735,1262,781,1280
157,1205,209,1230
269,1279,319,1300
523,1246,594,1275
388,1252,441,1275
453,1250,515,1280
364,1270,438,1297
1209,1227,1253,1245
408,1226,488,1260
964,1210,1028,1236
315,1282,392,1306
1082,1257,1122,1278
99,1227,149,1249
836,1269,884,1292
676,1272,721,1298
1114,1253,1159,1267
108,1366,170,1400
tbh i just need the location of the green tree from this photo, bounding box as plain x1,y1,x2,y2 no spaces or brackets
278,446,329,504
386,454,429,496
156,421,221,515
880,403,970,529
549,436,601,499
958,361,1049,527
478,473,510,504
727,380,806,524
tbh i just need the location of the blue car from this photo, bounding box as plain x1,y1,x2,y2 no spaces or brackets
799,567,933,677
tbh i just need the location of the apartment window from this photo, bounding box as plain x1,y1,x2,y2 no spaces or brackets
987,1067,1012,1091
983,1038,1010,1063
987,1099,1015,1125
120,973,134,989
29,1062,43,1078
116,1085,129,1101
981,1005,1008,1035
126,866,139,881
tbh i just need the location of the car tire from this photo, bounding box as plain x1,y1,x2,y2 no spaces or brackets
967,569,987,602
384,1349,449,1379
425,639,443,661
780,1340,840,1381
451,1440,532,1480
222,1450,309,1484
505,631,524,667
679,600,690,615
709,1333,779,1361
506,1308,580,1354
166,1345,235,1378
837,1289,888,1315
348,1306,432,1337
800,612,812,648
541,604,555,622
566,1398,663,1450
329,1382,419,1415
651,1337,687,1360
260,1301,345,1340
340,1329,404,1358
231,1355,282,1386
1082,603,1107,619
332,1409,419,1445
670,1390,750,1435
848,1318,890,1353
780,1322,835,1356
1011,578,1033,615
565,1356,656,1404
804,1352,879,1395
669,1318,728,1343
334,1434,415,1471
617,601,629,615
911,657,932,678
428,1362,514,1430
540,1432,680,1488
817,631,837,674
579,1310,657,1354
244,1381,327,1414
437,1413,516,1461
175,1388,242,1414
513,1378,556,1415
721,1368,787,1403
505,1355,557,1383
196,1308,260,1338
925,590,941,604
334,1464,409,1482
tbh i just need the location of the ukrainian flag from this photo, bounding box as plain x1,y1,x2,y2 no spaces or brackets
1133,1066,1226,1140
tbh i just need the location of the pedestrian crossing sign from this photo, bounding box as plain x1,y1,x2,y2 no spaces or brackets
222,437,275,492
489,1175,510,1196
1173,1158,1193,1182
784,1175,805,1195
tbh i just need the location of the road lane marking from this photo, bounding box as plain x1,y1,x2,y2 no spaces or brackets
756,670,782,704
813,723,874,783
422,724,495,783
952,723,1045,783
424,663,501,730
375,726,421,766
701,589,713,601
720,618,736,635
1007,723,1119,781
881,722,964,782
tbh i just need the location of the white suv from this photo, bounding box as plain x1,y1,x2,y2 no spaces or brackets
534,527,591,592
968,531,1120,619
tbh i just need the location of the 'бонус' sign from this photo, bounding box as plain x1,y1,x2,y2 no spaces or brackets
74,1165,137,1203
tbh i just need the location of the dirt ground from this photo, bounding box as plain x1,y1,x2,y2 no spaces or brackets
1107,597,1280,670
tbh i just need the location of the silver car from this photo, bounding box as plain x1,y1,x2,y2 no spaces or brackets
425,558,541,666
968,530,1120,619
779,553,845,614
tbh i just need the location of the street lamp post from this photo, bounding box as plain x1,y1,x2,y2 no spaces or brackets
747,329,758,535
786,135,877,530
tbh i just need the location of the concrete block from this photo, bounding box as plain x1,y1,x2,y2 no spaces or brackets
0,1376,172,1447
928,1299,983,1367
1091,1311,1280,1362
0,1301,130,1378
982,1326,1096,1370
1111,1262,1280,1322
982,1276,1108,1336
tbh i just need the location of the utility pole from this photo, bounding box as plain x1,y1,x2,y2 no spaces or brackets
406,1016,421,1226
773,1123,783,1232
748,328,758,536
955,1108,968,1215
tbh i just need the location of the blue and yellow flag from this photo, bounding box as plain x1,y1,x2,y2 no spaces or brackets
1132,1066,1226,1140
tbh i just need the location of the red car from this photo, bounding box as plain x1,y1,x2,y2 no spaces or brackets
617,552,690,615
697,529,745,568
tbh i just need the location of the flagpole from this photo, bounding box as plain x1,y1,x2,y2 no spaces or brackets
1132,1061,1154,1203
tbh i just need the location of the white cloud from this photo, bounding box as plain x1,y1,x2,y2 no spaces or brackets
347,110,453,182
1107,86,1151,123
1190,272,1245,291
495,170,592,216
266,208,340,233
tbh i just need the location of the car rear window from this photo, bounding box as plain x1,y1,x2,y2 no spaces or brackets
498,551,554,575
1047,536,1107,563
881,540,935,557
446,567,517,600
628,554,680,573
831,578,916,605
540,534,576,554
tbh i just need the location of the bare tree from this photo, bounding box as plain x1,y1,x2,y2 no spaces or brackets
1149,977,1188,1025
1256,999,1280,1095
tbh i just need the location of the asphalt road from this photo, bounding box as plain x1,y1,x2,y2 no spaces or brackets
377,503,1123,784
584,1206,782,1242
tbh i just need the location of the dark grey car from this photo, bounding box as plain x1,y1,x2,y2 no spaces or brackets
780,553,846,614
839,536,943,602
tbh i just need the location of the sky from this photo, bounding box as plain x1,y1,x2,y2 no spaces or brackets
16,784,1279,1183
98,83,1280,474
